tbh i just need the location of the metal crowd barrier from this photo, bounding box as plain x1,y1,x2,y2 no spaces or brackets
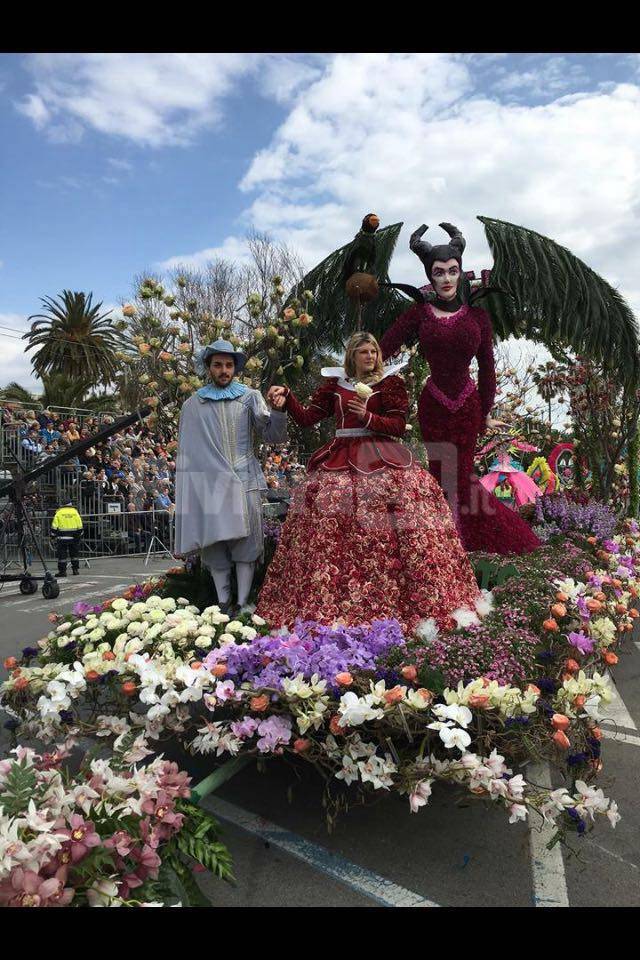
0,508,175,564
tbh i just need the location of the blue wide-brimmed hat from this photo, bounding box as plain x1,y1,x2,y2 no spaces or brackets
194,339,247,378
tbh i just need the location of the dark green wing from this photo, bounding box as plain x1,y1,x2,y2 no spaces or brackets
475,216,640,386
287,222,412,351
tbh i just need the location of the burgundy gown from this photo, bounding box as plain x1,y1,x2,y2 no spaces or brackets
380,301,540,555
256,373,481,633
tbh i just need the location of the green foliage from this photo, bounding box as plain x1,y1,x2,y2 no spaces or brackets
471,556,519,591
174,800,234,883
0,759,38,817
0,382,37,405
163,850,212,907
24,290,122,387
288,222,413,351
477,217,640,387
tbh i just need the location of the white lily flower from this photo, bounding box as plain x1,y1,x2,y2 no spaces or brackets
335,755,359,785
409,779,433,813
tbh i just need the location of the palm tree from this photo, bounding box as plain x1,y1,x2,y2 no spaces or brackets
23,291,122,386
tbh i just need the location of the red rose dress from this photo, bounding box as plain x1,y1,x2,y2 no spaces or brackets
256,371,482,633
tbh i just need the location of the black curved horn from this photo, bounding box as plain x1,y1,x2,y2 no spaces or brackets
409,224,432,265
438,221,466,255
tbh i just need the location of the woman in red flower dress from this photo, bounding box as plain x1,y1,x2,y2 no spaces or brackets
256,333,482,633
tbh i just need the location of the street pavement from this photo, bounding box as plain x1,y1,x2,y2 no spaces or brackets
1,556,639,908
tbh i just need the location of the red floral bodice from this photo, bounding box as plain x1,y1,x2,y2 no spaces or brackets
284,374,412,474
380,302,497,418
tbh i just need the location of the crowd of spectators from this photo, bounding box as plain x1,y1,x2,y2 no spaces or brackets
262,448,306,491
1,402,176,520
1,403,306,555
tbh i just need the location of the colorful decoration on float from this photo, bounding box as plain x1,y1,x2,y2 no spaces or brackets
548,442,576,490
479,453,542,508
527,456,558,495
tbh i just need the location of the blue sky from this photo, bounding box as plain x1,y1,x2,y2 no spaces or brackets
2,52,640,390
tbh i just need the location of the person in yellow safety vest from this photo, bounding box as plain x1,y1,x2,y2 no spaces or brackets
52,500,83,577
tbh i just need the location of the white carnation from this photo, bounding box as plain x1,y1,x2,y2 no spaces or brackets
414,618,439,644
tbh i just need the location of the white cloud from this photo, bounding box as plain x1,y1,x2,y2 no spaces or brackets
107,157,133,172
489,56,590,99
259,55,323,104
157,235,254,272
0,314,41,393
214,55,640,318
15,92,50,128
16,52,264,147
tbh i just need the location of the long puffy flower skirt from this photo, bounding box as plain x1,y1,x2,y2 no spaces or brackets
256,462,482,633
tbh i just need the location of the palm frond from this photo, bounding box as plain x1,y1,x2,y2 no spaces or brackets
477,216,640,386
287,223,413,351
23,289,120,385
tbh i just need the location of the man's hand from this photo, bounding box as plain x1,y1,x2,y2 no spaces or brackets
347,397,369,423
267,386,287,410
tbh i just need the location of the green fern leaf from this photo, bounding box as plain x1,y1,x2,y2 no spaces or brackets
478,216,640,386
0,759,38,817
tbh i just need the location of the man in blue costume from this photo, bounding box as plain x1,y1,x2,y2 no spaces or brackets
175,340,287,612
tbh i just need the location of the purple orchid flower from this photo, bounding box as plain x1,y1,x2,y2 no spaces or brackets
568,631,595,655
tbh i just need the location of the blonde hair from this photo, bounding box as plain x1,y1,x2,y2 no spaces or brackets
343,332,384,382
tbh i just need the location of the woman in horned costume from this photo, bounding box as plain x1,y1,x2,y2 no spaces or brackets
257,331,483,633
379,222,541,555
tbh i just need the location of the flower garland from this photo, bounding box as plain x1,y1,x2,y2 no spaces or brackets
3,522,639,848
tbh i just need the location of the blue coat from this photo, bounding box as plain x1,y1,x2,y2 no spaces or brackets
175,388,287,554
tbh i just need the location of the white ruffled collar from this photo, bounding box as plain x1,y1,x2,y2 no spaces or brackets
320,359,408,391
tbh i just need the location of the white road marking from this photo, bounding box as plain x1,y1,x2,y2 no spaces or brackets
5,582,99,605
56,574,147,580
204,795,439,908
16,582,133,614
586,840,639,872
601,672,638,731
601,729,640,747
527,761,570,908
